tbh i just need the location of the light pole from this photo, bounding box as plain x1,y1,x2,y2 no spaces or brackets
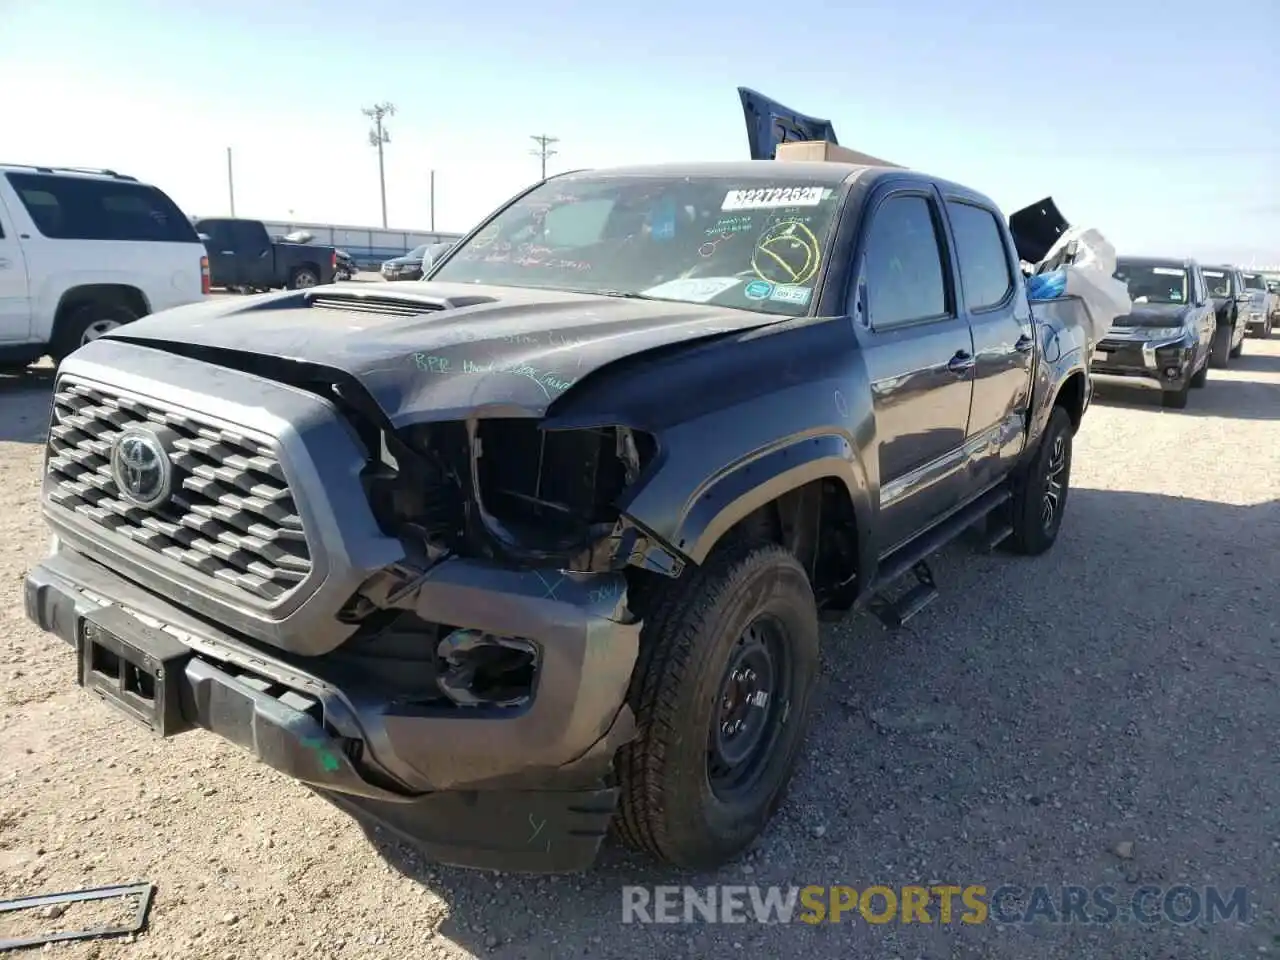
363,102,396,227
530,134,559,180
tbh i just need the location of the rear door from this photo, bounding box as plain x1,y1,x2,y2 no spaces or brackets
850,185,976,554
942,196,1033,491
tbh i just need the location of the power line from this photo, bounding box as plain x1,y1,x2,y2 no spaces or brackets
363,102,396,227
530,134,559,180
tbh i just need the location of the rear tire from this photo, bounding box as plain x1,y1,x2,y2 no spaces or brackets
1007,405,1073,556
49,302,140,367
614,541,820,869
288,268,320,289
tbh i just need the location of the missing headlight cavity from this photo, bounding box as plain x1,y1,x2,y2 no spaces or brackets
437,629,538,707
473,421,655,554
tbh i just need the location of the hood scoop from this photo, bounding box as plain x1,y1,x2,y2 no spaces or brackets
304,288,499,318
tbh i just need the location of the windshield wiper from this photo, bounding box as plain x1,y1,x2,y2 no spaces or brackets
593,290,660,300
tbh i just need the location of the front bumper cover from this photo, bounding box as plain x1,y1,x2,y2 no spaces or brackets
24,546,642,873
1091,334,1194,391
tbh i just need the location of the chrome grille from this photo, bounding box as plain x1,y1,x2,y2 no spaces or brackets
45,378,313,603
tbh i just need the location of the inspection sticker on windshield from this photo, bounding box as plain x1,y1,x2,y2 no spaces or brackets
769,284,812,306
722,186,825,211
642,277,742,302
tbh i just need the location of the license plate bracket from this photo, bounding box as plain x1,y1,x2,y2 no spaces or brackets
76,606,194,737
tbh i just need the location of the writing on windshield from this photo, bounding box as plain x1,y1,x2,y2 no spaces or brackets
430,174,845,316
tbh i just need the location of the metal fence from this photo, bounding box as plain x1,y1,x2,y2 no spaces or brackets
259,220,465,270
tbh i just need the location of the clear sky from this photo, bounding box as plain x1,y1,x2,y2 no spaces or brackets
1,0,1276,265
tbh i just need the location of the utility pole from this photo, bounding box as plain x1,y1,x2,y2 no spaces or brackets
530,134,559,180
363,102,396,227
225,147,236,216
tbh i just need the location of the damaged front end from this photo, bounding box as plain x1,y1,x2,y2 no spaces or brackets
333,408,684,713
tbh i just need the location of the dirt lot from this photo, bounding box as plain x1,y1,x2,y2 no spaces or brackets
1,339,1278,960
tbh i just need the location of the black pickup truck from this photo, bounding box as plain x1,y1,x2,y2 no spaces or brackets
23,92,1093,875
194,216,336,291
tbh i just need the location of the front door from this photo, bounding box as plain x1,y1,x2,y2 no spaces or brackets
851,188,976,555
230,220,274,288
942,197,1033,491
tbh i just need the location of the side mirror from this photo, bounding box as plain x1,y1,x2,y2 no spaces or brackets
197,233,211,242
1236,293,1252,303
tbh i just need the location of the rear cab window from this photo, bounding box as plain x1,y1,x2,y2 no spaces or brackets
4,172,199,243
945,201,1014,310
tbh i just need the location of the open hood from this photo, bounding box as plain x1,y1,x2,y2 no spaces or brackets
738,87,840,161
1008,197,1071,266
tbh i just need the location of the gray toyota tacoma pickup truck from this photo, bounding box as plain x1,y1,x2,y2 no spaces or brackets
23,93,1093,874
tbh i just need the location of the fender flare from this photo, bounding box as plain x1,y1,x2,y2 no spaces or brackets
669,433,874,568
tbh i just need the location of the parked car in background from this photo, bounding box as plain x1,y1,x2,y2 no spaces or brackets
381,244,431,281
194,217,336,292
1240,271,1273,338
335,249,357,281
1200,264,1249,361
1093,256,1215,409
0,164,208,372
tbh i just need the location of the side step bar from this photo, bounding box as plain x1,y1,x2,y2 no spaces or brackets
866,484,1012,629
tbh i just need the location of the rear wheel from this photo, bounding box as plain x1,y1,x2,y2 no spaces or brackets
1007,405,1073,555
50,302,140,366
288,268,320,289
614,541,820,869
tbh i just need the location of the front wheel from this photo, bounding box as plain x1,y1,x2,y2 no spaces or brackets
1210,325,1232,368
614,541,820,869
1006,405,1073,555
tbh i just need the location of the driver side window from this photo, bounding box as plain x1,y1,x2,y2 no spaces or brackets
862,194,951,330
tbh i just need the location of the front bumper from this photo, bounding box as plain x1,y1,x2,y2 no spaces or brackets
1090,334,1194,392
24,546,641,873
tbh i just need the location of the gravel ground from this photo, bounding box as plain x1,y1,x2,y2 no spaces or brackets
1,338,1278,959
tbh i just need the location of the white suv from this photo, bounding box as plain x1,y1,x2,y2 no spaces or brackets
0,164,210,371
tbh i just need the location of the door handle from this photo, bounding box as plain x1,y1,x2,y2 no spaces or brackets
1014,333,1034,352
947,350,976,374
220,250,235,255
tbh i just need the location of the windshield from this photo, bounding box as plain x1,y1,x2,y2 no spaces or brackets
1242,273,1264,290
1202,269,1231,298
1114,260,1188,305
430,173,845,315
406,244,430,259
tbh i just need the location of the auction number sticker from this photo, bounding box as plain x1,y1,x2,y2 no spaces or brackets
722,186,825,211
1152,267,1184,276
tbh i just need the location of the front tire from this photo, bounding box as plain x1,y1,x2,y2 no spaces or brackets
1007,405,1073,555
614,541,820,869
1210,325,1232,368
